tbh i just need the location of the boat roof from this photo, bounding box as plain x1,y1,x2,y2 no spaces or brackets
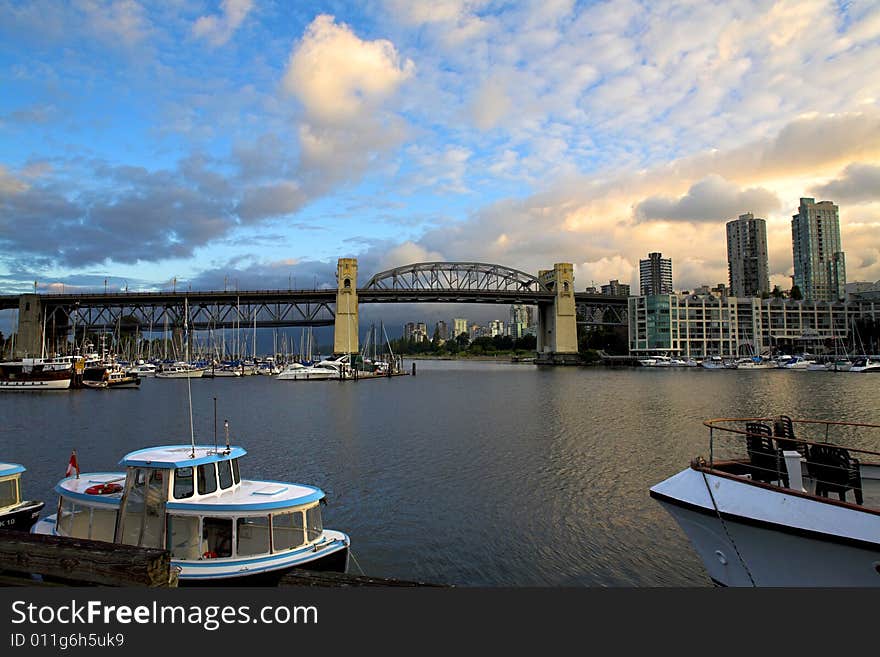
56,472,324,510
0,463,25,478
120,445,247,469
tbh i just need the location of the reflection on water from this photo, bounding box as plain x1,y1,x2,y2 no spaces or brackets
2,360,877,586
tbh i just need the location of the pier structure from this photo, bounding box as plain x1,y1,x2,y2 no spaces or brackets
1,259,629,362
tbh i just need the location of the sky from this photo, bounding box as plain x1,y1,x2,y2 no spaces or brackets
2,0,880,334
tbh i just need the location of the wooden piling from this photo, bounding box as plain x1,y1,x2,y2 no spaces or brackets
0,531,178,587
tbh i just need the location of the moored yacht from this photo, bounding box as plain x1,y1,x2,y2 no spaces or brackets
0,462,45,531
156,362,206,378
33,439,350,584
0,358,73,391
650,415,880,586
850,357,880,373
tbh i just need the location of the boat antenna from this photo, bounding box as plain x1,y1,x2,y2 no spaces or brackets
213,396,218,453
224,419,230,454
185,297,195,459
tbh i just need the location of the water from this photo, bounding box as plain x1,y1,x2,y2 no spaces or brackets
2,361,878,587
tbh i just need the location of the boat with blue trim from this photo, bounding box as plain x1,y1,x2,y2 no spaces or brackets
32,440,350,585
0,462,45,531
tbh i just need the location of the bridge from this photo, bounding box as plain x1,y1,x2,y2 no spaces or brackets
1,259,627,363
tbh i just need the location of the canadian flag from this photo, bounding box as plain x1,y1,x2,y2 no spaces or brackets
66,450,79,479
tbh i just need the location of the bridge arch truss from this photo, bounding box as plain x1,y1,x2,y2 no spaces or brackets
363,262,551,295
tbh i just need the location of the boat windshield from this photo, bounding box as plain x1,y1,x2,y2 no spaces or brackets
0,477,19,509
117,468,168,548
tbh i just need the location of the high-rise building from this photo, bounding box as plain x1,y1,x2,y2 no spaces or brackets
639,252,673,296
726,213,770,298
792,198,846,301
508,305,535,338
601,279,630,296
489,320,505,337
435,320,449,341
453,318,468,339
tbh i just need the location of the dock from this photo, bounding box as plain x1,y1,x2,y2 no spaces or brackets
0,532,443,587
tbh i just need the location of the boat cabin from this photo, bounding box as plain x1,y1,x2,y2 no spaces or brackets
0,463,26,516
54,445,327,563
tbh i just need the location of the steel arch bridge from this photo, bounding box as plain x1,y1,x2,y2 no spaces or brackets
363,262,551,295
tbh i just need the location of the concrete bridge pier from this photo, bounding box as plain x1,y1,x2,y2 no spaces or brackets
536,263,580,364
334,258,359,357
13,294,43,358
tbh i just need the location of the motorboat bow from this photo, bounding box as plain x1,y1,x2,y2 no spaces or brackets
0,462,45,531
650,415,880,586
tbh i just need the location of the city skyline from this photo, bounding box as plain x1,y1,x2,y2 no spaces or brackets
1,2,879,310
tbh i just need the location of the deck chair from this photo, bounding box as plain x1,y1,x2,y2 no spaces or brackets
745,422,788,487
807,444,863,505
773,415,807,456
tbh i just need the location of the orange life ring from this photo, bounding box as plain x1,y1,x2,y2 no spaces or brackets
85,482,123,495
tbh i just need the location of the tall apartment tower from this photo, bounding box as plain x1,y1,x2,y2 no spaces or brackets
726,213,770,298
639,252,673,296
791,198,846,301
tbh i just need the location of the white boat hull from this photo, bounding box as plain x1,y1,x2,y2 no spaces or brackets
156,369,206,379
0,378,71,390
650,468,880,586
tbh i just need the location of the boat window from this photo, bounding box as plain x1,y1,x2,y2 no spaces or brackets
217,460,233,490
140,470,167,548
118,468,147,546
197,463,217,495
168,515,201,560
58,497,90,538
305,504,322,542
272,510,305,551
231,459,240,484
202,517,233,558
0,478,18,508
237,516,270,556
174,467,194,499
90,507,118,542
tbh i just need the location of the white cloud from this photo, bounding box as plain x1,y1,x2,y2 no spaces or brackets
283,14,414,125
635,175,781,223
192,0,253,47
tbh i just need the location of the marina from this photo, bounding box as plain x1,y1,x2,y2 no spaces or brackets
2,359,879,586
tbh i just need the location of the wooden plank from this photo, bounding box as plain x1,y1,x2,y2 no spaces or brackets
279,569,448,588
0,531,177,587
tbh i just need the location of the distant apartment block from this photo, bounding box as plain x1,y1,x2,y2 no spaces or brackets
600,279,630,296
435,320,449,341
453,318,468,339
639,252,673,296
489,320,505,337
727,213,770,297
792,197,846,301
628,291,879,358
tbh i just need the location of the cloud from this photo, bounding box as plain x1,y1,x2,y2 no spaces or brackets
282,14,414,125
192,0,253,47
634,175,781,222
236,181,307,222
75,0,153,46
812,163,880,204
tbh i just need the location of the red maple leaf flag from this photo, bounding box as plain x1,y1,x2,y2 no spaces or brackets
66,450,79,479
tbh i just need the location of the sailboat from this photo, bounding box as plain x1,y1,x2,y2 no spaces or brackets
156,299,206,378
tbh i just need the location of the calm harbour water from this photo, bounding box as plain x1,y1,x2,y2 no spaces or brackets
2,360,878,587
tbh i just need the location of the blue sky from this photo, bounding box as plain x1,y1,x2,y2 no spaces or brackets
2,0,880,317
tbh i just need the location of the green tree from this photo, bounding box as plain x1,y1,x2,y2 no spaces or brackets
456,332,470,349
770,285,785,299
789,284,803,301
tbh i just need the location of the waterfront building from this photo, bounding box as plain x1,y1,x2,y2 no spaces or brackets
453,318,468,340
726,213,770,298
489,320,505,337
791,197,846,301
404,322,429,343
639,252,673,296
601,280,630,296
628,292,879,358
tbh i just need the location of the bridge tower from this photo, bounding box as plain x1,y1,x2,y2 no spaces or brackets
14,294,43,358
334,258,359,356
536,263,579,364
